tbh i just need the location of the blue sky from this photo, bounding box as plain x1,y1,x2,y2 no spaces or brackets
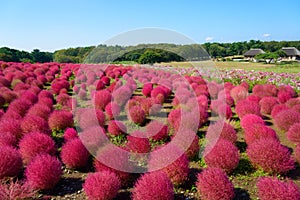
0,0,299,52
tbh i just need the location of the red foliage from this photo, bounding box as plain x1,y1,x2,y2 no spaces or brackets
142,83,153,97
132,171,174,200
230,85,248,102
0,119,22,140
21,114,50,135
244,124,278,145
78,109,105,130
107,120,127,136
94,90,112,110
83,171,121,200
287,123,300,144
7,99,32,117
247,138,295,174
148,145,189,186
145,120,169,141
0,179,36,200
286,98,300,108
196,167,235,200
204,139,239,173
48,110,74,130
104,102,121,120
246,95,261,104
271,104,289,118
63,128,78,142
257,177,300,200
0,146,22,179
206,121,237,143
126,135,151,153
295,144,300,164
27,104,51,120
0,131,17,147
273,109,300,131
19,132,56,164
217,104,232,120
240,114,265,129
259,96,278,115
25,154,62,190
235,100,261,118
61,138,89,169
128,106,146,124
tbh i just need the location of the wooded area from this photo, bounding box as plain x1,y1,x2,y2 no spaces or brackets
1,40,299,63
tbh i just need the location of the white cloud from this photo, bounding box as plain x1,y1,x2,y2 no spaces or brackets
262,33,271,38
205,36,214,42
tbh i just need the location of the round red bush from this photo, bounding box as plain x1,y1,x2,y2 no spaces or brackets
217,104,232,120
25,154,62,190
132,171,174,200
257,177,300,200
63,128,78,142
61,138,89,169
247,138,295,174
287,123,300,144
7,99,32,117
142,83,153,97
230,85,248,102
128,106,145,125
19,132,56,164
204,139,239,173
107,120,127,136
148,145,189,186
126,135,151,153
94,90,112,110
196,167,235,200
235,100,261,119
48,110,74,131
145,120,169,141
206,121,237,143
273,109,300,131
104,102,121,120
21,114,50,135
0,146,22,179
240,114,265,129
0,132,17,147
27,104,51,120
259,96,278,115
0,119,22,140
271,104,289,118
244,124,278,145
83,171,121,200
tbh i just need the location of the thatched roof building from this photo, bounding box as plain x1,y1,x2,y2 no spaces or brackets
244,49,265,57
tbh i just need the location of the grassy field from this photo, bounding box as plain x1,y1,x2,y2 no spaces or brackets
159,61,300,74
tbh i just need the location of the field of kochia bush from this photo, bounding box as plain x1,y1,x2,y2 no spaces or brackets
0,60,299,199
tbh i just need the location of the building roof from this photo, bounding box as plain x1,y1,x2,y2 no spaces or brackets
282,47,300,56
244,49,265,57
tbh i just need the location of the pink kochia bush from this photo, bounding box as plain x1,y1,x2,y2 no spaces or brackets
256,177,300,200
259,96,278,114
271,104,289,118
206,121,237,143
83,171,121,200
21,114,50,135
204,139,239,173
61,138,89,169
132,171,174,200
244,124,278,145
94,90,112,110
63,128,78,142
273,109,300,131
230,85,248,102
48,110,74,130
0,119,22,140
126,135,151,153
0,146,22,179
104,102,120,120
128,105,146,124
25,154,62,190
107,120,127,136
247,138,295,174
145,120,169,141
0,179,36,200
148,145,189,186
196,167,235,200
240,114,265,129
19,132,57,164
235,100,261,119
287,123,300,144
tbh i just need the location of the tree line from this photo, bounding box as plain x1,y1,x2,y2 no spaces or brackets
1,40,299,63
